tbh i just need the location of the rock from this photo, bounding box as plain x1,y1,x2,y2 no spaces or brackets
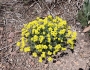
28,58,31,63
31,61,34,66
0,42,2,45
81,33,84,36
0,35,3,39
9,32,14,38
76,22,80,25
14,31,21,34
0,27,3,31
45,64,48,68
7,38,13,43
45,0,55,4
73,61,79,65
56,61,61,65
68,0,71,4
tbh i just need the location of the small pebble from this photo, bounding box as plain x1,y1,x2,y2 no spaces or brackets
0,27,3,31
81,33,84,36
76,22,80,25
31,61,34,66
9,32,14,38
7,38,13,43
44,64,48,68
56,61,61,65
0,35,3,39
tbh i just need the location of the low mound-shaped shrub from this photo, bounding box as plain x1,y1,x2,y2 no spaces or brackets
16,15,77,62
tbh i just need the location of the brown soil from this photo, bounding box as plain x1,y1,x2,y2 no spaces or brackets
0,0,90,70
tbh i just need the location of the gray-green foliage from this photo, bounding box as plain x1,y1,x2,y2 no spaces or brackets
77,0,90,27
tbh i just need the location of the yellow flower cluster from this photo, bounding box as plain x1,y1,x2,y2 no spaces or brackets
16,15,77,63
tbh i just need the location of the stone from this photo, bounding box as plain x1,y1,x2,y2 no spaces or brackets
31,61,34,66
76,22,80,25
56,61,61,65
45,64,48,68
0,27,3,31
81,33,84,36
14,31,21,34
7,38,13,43
9,32,14,38
0,35,3,39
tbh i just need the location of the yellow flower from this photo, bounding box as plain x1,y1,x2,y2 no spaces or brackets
39,35,44,43
58,22,63,28
48,27,53,31
35,44,42,50
54,37,57,40
51,31,57,37
39,57,43,63
21,39,25,48
40,25,45,29
24,47,30,52
55,49,59,52
68,26,71,29
16,41,21,47
53,19,57,22
58,17,63,21
43,32,45,35
47,37,51,43
21,28,28,36
32,52,37,57
59,29,66,35
53,51,56,55
38,49,42,52
58,38,60,41
27,23,31,29
48,45,52,49
54,44,61,50
47,51,52,55
41,52,46,58
20,48,23,52
48,57,53,62
39,19,43,22
25,32,30,37
35,30,39,34
42,45,48,49
67,39,74,45
48,15,52,20
70,44,74,49
71,31,77,40
56,16,60,20
47,34,50,37
33,35,38,42
61,47,67,51
32,29,35,34
44,17,48,25
24,24,27,27
61,39,63,42
48,22,53,27
54,27,58,31
66,30,72,37
35,45,39,49
36,17,40,20
62,20,67,25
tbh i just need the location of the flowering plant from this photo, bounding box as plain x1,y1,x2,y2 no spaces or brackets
16,15,77,62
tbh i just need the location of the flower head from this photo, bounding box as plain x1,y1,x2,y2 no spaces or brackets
32,52,37,57
24,47,30,52
48,57,53,62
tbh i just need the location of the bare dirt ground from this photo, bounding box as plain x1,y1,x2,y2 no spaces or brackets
0,0,90,70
